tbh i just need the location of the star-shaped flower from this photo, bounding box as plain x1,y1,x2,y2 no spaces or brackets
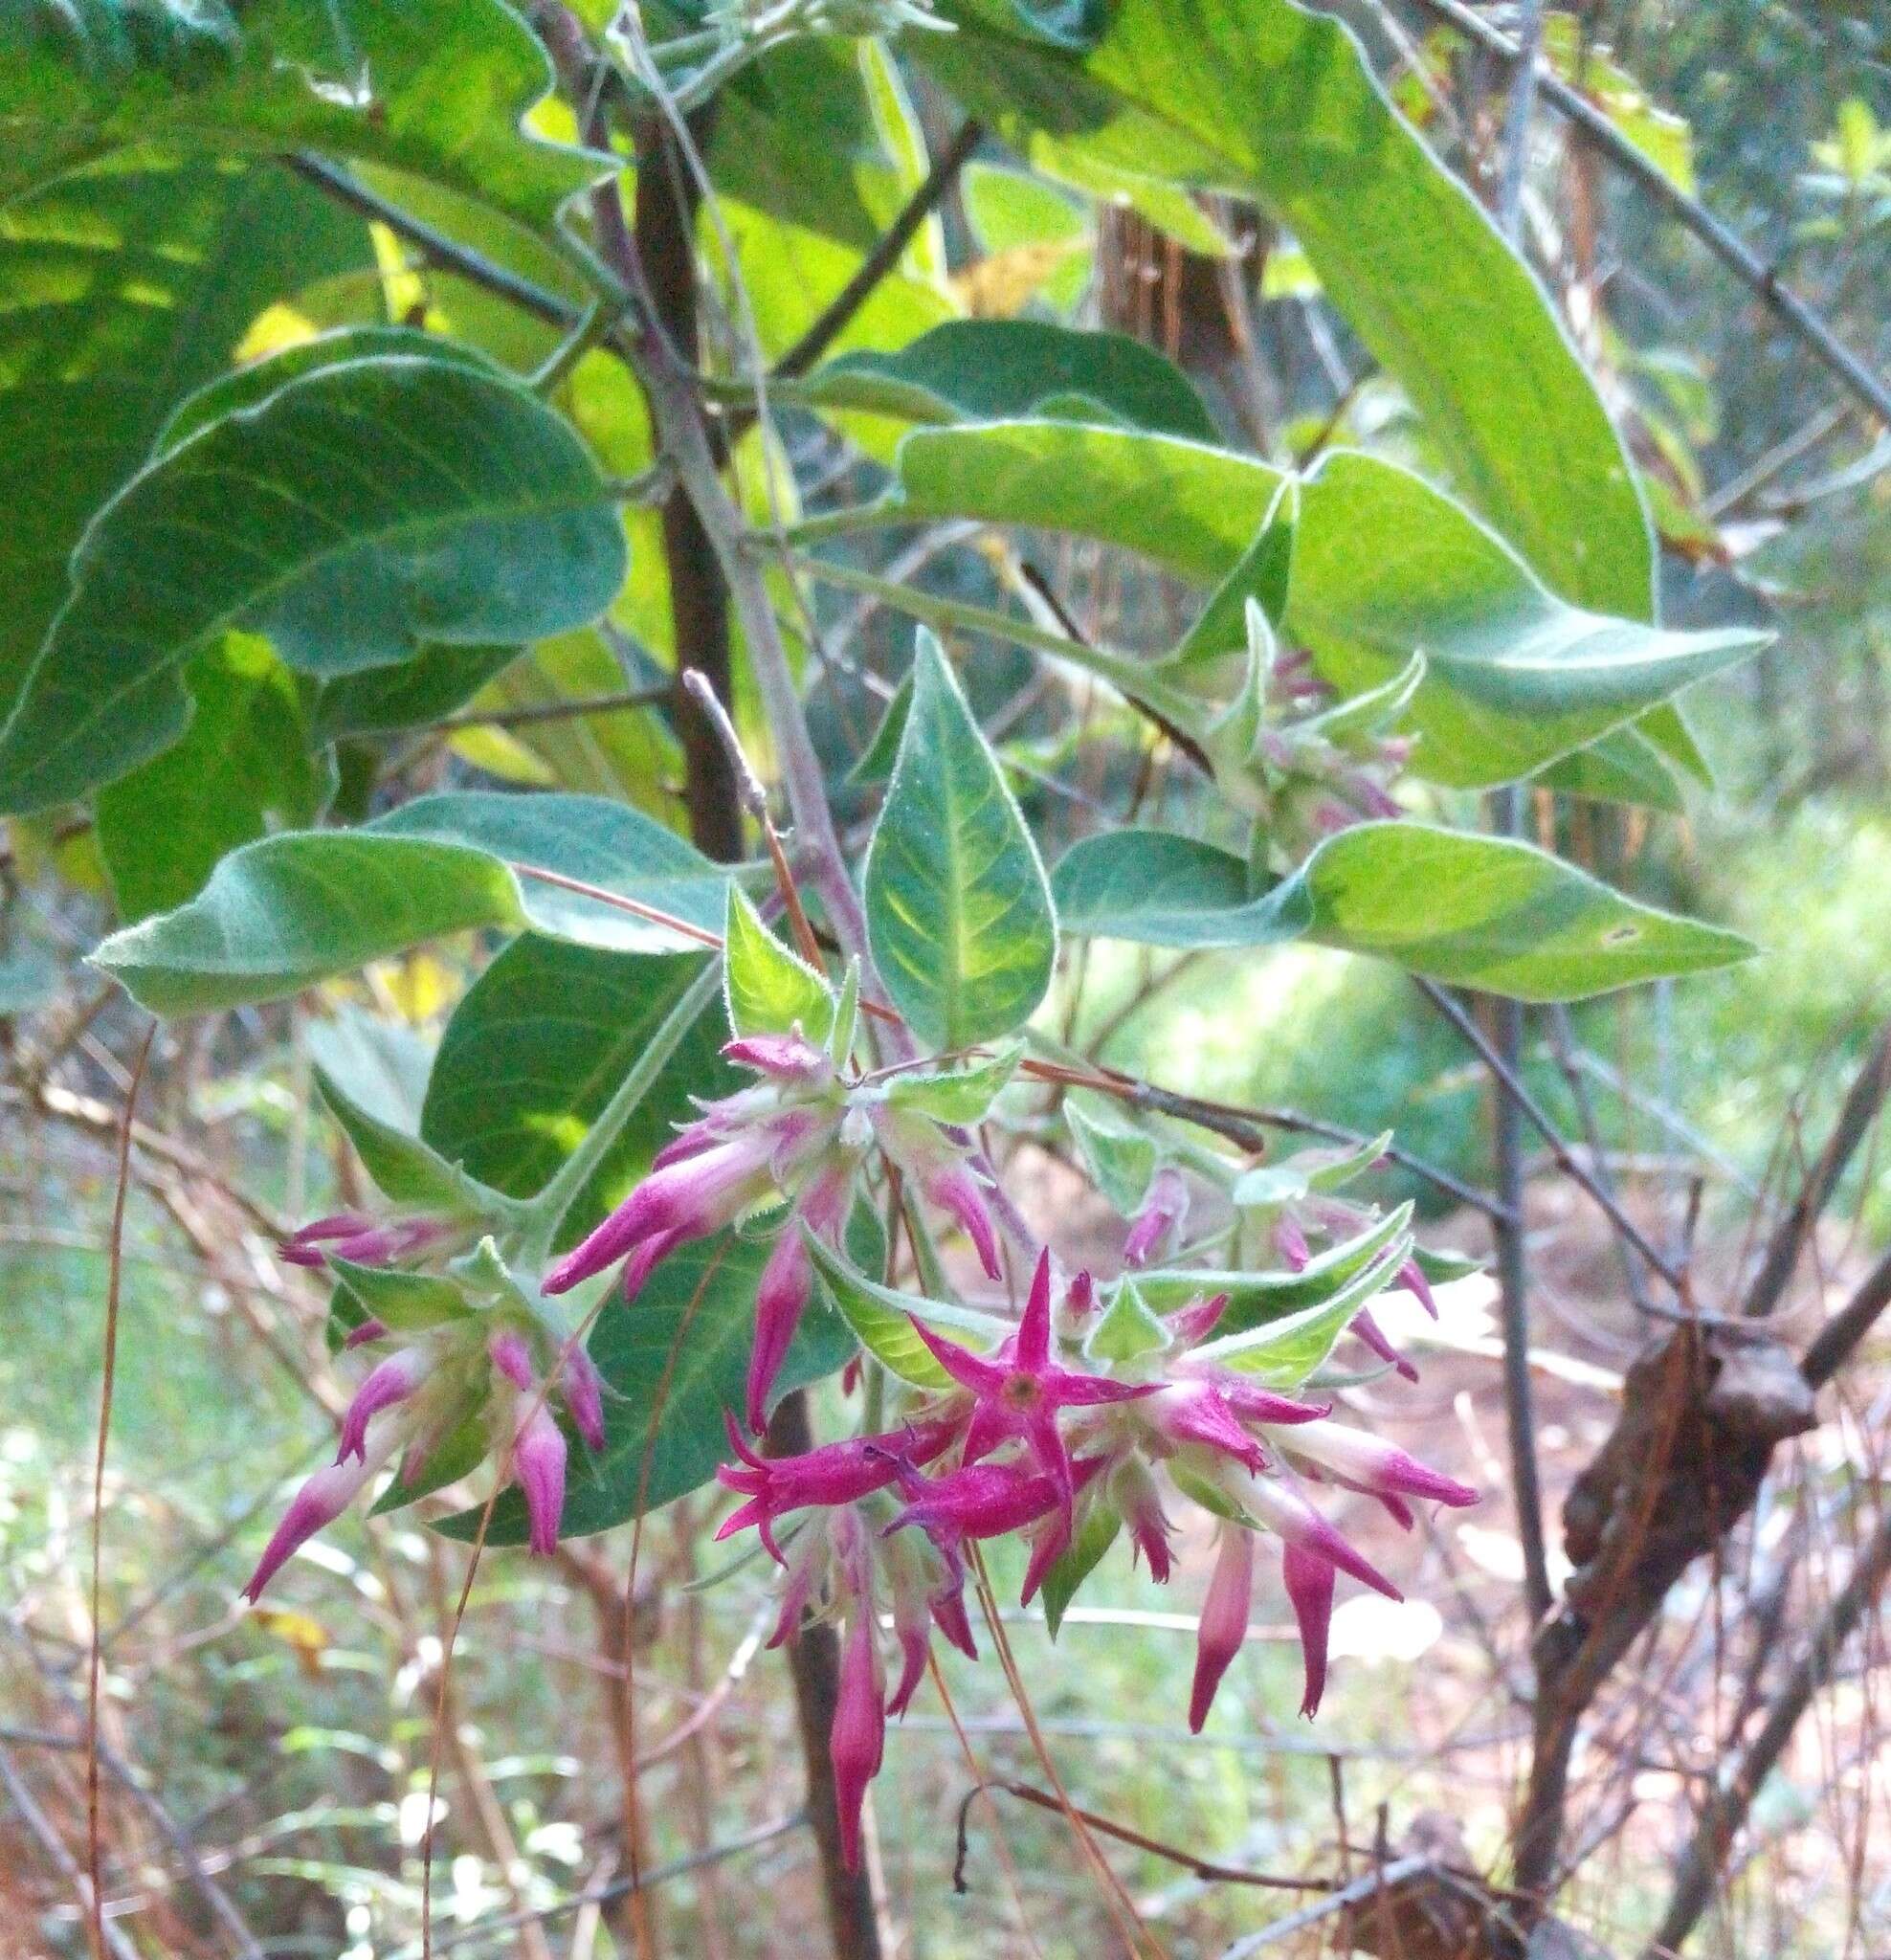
906,1249,1155,1533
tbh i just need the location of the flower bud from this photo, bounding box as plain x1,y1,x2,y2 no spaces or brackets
514,1402,567,1558
337,1348,431,1463
1123,1167,1189,1267
244,1450,383,1603
1189,1526,1256,1732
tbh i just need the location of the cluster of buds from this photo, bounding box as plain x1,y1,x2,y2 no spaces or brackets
712,1246,1476,1865
1198,598,1420,864
278,1207,470,1272
249,1096,604,1600
544,1025,1009,1435
244,1307,604,1600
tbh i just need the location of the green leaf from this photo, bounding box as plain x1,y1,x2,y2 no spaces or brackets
896,419,1278,580
848,670,914,785
441,1230,857,1544
1281,454,1765,788
1082,1280,1169,1364
1169,489,1295,674
422,939,731,1236
1064,1095,1159,1215
1040,1504,1120,1637
802,322,1214,442
93,791,731,1014
306,1007,433,1130
864,632,1057,1049
0,354,629,812
1534,725,1685,813
888,427,1769,785
918,0,1656,617
97,634,325,922
314,644,524,742
0,0,607,233
1052,822,1755,1000
804,1234,1012,1389
723,885,835,1043
1190,1245,1409,1388
1134,1204,1412,1338
316,1066,493,1214
1230,1133,1390,1208
328,1258,472,1334
1412,1243,1483,1287
154,324,501,456
882,1044,1023,1126
0,156,371,723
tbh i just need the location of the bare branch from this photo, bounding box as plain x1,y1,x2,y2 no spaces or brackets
1406,0,1891,426
1644,1502,1891,1958
1743,1022,1891,1323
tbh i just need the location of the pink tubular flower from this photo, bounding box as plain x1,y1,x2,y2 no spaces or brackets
1147,1380,1267,1473
907,1250,1154,1532
1280,1419,1477,1518
562,1346,607,1454
923,1162,1002,1281
721,1032,834,1083
879,1452,1106,1568
1166,1292,1229,1345
1274,1213,1312,1271
1189,1526,1257,1732
1114,1458,1174,1584
1175,1368,1330,1431
1240,1476,1402,1602
544,1126,781,1298
869,1105,1003,1281
279,1212,452,1271
832,1605,885,1872
716,1412,956,1561
244,1448,384,1602
513,1401,567,1557
745,1166,853,1434
884,1537,952,1718
489,1327,534,1391
928,1568,978,1661
1123,1167,1190,1267
1347,1303,1419,1382
1396,1257,1439,1320
337,1347,431,1462
1282,1542,1336,1718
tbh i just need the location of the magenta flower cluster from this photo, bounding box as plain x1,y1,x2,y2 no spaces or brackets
250,1012,1474,1876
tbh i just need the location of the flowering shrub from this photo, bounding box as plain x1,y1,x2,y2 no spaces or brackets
16,0,1789,1934
252,932,1478,1862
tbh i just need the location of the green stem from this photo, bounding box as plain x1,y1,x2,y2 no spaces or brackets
790,554,1203,729
519,958,723,1267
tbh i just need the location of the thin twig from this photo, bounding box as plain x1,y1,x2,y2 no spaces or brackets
287,154,584,331
86,1024,154,1960
963,1779,1330,1893
1644,1500,1891,1959
768,120,983,384
389,1810,809,1958
1800,1244,1891,1391
434,685,672,732
1217,1854,1435,1957
1417,978,1686,1292
1742,1022,1891,1323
